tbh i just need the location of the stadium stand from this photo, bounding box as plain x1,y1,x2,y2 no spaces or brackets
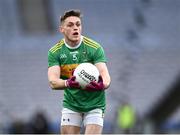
0,0,179,133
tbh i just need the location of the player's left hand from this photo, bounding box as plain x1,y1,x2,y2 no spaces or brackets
85,76,105,92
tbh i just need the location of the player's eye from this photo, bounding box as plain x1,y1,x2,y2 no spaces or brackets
67,24,73,27
76,23,81,27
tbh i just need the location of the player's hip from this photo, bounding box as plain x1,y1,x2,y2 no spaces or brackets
63,100,106,113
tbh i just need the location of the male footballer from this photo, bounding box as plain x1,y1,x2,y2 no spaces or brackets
48,9,111,134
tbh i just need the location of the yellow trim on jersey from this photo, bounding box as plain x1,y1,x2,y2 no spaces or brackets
83,37,99,48
83,40,98,49
50,40,63,51
83,36,100,47
83,38,100,49
50,40,64,52
50,40,64,53
52,43,64,53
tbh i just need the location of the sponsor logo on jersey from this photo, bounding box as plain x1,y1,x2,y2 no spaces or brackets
60,54,67,59
70,51,78,54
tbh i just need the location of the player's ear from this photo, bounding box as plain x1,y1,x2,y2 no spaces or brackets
59,25,64,33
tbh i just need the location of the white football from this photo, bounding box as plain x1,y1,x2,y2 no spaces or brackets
73,63,100,89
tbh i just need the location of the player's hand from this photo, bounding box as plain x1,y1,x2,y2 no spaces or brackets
65,76,80,89
85,76,105,92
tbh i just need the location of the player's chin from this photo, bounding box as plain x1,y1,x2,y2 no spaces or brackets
71,37,80,42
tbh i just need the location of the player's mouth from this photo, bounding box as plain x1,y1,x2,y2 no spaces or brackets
73,32,79,36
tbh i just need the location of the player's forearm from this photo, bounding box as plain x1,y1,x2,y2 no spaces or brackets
103,76,111,89
100,68,111,89
49,78,66,90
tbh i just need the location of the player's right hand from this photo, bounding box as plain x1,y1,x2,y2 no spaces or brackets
65,76,80,89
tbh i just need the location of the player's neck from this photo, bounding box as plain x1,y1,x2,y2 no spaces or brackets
64,36,83,49
67,40,79,47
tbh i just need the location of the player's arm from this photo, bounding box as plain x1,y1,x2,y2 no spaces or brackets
48,65,80,90
95,62,111,89
48,65,66,90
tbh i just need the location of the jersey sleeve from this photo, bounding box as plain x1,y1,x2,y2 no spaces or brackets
48,50,60,67
93,46,107,64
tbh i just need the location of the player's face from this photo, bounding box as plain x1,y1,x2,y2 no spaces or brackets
60,16,82,46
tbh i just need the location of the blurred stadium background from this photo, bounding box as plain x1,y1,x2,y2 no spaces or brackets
0,0,180,134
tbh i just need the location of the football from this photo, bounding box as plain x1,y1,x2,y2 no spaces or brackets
73,63,100,89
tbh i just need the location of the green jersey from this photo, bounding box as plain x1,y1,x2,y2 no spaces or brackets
48,36,107,112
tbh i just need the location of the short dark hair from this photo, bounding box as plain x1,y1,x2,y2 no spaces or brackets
60,9,82,24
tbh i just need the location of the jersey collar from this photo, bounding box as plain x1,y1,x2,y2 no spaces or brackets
64,36,83,49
